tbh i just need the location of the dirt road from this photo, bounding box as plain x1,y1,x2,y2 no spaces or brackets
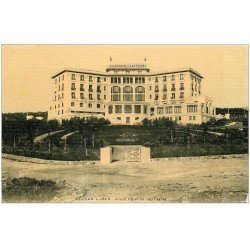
2,154,248,203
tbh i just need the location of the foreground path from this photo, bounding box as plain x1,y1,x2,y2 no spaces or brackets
2,154,248,203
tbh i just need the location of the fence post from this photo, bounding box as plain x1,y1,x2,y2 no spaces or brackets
64,138,67,152
48,139,51,154
13,136,16,150
84,137,88,156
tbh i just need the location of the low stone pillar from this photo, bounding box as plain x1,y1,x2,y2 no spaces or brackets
100,146,112,164
140,146,151,163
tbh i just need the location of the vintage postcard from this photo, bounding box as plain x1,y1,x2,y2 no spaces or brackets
1,45,248,203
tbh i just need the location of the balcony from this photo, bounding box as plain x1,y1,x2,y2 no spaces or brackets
71,87,76,91
80,88,85,91
163,88,167,92
88,89,93,92
97,89,101,93
171,88,176,91
179,87,184,91
154,89,159,92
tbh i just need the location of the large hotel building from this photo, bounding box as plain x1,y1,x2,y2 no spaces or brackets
48,63,214,125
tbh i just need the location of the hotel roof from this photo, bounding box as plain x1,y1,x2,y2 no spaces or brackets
52,67,203,79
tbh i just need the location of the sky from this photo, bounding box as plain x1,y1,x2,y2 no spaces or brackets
2,45,248,113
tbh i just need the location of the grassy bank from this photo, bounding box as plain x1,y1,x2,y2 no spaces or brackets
151,143,248,158
2,177,61,202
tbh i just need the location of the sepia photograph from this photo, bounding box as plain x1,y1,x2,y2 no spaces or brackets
1,45,248,203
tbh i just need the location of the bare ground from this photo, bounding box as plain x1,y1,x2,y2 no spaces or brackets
1,154,248,203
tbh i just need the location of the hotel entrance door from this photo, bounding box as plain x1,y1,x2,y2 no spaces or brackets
126,117,130,125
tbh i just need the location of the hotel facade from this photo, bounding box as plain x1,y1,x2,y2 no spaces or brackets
48,64,215,125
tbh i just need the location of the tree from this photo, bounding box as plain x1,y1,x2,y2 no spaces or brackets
141,118,152,126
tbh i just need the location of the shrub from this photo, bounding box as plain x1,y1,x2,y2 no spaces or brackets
2,177,59,202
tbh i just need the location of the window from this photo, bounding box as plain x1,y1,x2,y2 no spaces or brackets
150,95,152,99
123,86,133,101
97,85,101,92
150,107,154,116
108,105,113,114
58,110,60,115
189,116,192,120
155,85,159,92
89,85,93,92
166,106,173,114
62,75,64,80
72,74,75,80
89,103,92,108
62,103,64,107
71,92,76,99
97,94,101,100
104,86,106,91
171,84,175,91
58,85,60,91
157,107,164,114
80,75,84,81
174,106,181,113
135,86,145,101
80,93,84,99
180,74,183,80
124,105,132,113
135,77,144,84
187,105,198,113
97,104,101,108
71,102,74,107
104,77,106,81
80,103,83,107
180,83,184,90
115,105,122,113
111,86,121,101
134,105,141,114
97,77,101,83
123,77,133,84
163,76,166,81
180,92,184,99
143,105,148,114
58,104,60,108
62,110,64,114
80,84,84,91
104,95,106,100
55,105,56,109
62,93,64,99
59,77,60,82
155,77,158,82
71,83,76,90
62,84,64,91
163,84,167,91
163,93,167,100
171,93,175,99
117,117,121,120
155,94,159,101
150,86,152,91
89,94,93,100
171,75,175,81
193,116,196,120
89,76,93,82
